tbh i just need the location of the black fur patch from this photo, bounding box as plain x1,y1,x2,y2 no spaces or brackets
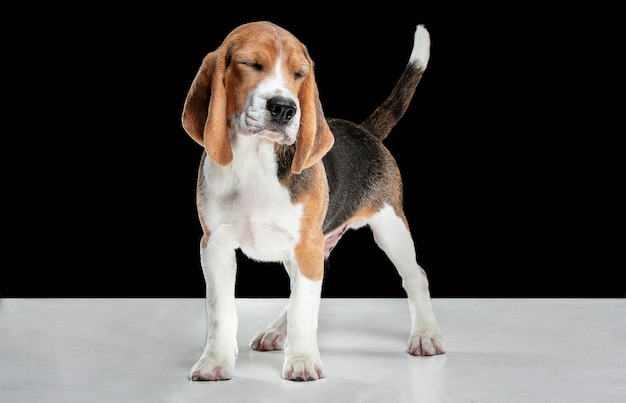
322,118,389,233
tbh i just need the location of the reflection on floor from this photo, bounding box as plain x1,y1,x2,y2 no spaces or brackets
1,298,624,402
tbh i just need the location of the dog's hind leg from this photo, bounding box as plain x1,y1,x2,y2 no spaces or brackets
249,258,298,352
249,303,288,351
367,204,445,356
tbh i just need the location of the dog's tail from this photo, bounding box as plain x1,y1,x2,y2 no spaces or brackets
361,24,431,141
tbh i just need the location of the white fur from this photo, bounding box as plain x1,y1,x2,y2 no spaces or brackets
409,24,431,69
204,135,304,261
282,270,324,380
250,260,324,380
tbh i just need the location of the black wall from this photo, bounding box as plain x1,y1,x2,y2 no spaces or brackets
4,5,623,298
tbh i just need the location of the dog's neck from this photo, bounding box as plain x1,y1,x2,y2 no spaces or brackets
221,132,316,204
227,134,279,184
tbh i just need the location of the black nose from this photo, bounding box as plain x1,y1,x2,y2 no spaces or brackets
266,97,296,124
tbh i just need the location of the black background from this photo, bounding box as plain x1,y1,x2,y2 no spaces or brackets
4,5,623,298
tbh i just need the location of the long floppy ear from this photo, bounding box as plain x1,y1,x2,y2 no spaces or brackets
181,50,233,167
291,66,335,174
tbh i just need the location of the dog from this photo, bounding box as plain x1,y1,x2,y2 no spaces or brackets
181,21,445,381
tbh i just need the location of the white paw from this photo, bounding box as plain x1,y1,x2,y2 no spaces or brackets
408,329,445,356
282,354,324,381
189,351,237,381
250,328,286,351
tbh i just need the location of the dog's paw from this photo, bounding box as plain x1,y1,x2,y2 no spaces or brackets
189,353,236,381
250,328,286,351
282,355,325,381
408,330,445,356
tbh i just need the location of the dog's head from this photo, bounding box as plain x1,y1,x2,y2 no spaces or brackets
182,21,334,174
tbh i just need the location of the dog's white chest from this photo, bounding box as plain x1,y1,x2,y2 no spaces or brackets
200,138,303,261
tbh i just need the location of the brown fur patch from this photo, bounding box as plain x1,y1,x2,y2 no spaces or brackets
291,164,329,280
196,153,211,249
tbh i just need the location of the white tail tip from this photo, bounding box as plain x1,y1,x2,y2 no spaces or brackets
409,24,431,69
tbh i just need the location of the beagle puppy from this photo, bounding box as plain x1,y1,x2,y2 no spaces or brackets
181,21,445,382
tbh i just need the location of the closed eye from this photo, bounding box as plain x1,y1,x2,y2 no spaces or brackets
240,61,263,72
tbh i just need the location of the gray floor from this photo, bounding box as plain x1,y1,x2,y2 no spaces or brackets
1,298,624,403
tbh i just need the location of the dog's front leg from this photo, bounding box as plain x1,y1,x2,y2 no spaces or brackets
281,256,325,381
190,229,239,381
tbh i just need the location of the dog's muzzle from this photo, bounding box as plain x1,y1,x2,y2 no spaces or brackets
235,94,300,144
